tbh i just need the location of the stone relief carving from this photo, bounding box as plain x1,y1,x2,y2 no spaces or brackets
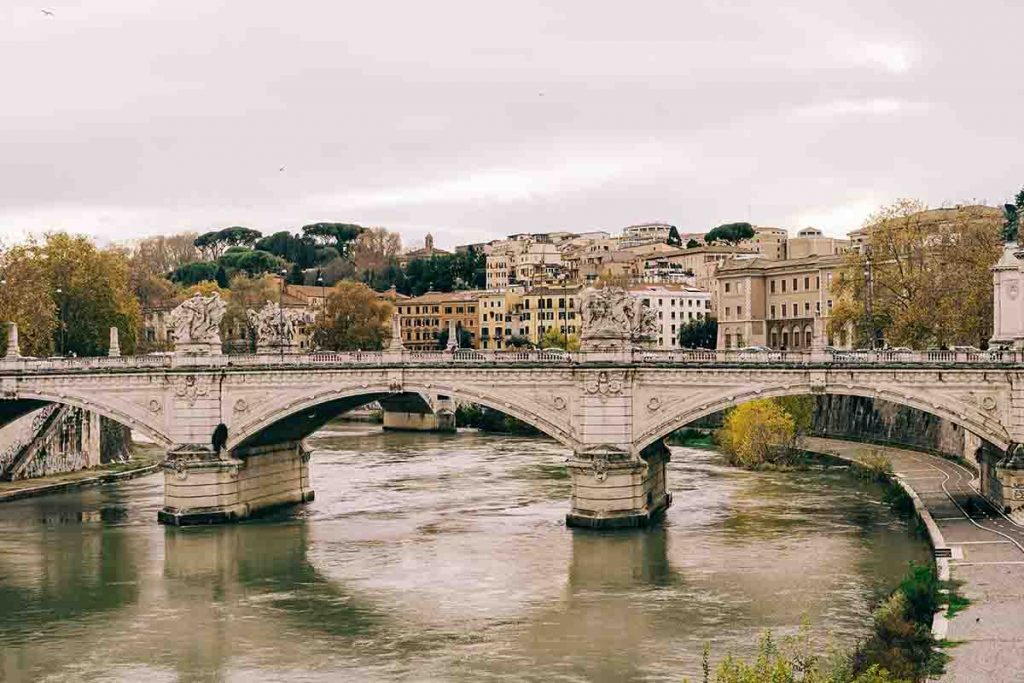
173,374,209,407
584,370,624,397
170,293,226,352
580,287,656,350
247,301,314,353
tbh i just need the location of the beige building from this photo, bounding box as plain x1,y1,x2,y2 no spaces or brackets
715,254,849,350
745,226,788,260
485,239,564,289
618,223,677,249
786,227,850,259
661,245,756,309
396,290,482,350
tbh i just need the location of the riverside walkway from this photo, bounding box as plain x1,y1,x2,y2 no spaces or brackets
804,437,1024,682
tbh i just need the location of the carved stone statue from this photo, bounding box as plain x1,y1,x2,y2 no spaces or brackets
170,293,226,355
247,301,313,353
580,287,656,351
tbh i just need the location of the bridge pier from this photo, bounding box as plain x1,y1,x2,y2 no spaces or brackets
379,393,456,433
158,441,314,526
566,444,671,529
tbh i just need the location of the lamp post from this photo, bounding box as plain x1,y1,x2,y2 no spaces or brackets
862,247,877,349
55,286,65,356
315,271,325,352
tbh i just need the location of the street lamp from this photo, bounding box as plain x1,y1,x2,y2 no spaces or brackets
55,287,65,356
315,271,325,351
862,248,877,349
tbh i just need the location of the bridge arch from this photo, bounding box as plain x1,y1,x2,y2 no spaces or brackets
635,383,1011,454
11,389,175,448
227,381,578,452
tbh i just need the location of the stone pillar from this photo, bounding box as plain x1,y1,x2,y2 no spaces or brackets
566,369,671,528
108,326,121,357
159,440,314,525
990,243,1024,349
5,322,19,359
387,312,405,352
446,319,458,351
84,410,102,468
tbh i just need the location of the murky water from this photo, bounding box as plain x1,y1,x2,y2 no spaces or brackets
0,424,929,682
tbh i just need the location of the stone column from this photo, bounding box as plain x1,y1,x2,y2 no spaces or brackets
446,319,458,351
5,322,19,359
159,440,315,525
387,312,405,352
108,327,121,357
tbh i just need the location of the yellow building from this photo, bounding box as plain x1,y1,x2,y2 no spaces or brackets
478,289,527,349
521,284,583,346
396,290,482,350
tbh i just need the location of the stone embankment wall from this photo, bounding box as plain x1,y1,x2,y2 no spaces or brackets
811,395,976,459
0,406,133,480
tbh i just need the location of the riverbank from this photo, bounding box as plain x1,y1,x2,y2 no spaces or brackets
0,442,164,503
804,437,1024,682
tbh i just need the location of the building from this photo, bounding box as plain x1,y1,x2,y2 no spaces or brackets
521,284,583,346
560,238,622,283
396,290,482,350
477,289,526,350
714,254,849,350
662,245,757,310
628,284,711,349
485,239,564,289
786,227,850,259
141,302,177,352
618,223,678,249
399,233,450,264
746,226,788,260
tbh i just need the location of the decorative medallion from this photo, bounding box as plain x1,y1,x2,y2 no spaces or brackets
147,399,162,413
173,460,189,481
553,396,567,411
234,398,249,413
982,396,998,412
591,454,609,482
647,397,661,412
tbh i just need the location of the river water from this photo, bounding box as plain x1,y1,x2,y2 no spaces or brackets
0,424,929,682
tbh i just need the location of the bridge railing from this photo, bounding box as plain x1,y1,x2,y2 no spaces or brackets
2,347,1024,371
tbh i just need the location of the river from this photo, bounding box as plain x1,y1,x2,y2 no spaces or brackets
0,424,930,682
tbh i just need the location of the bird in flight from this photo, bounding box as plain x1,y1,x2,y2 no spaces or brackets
279,166,286,172
41,8,54,16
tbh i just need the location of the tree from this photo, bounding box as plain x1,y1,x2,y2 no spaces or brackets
288,263,305,285
301,222,365,256
217,248,284,277
215,264,230,289
828,200,1002,349
685,238,701,249
171,261,219,286
0,244,57,357
704,222,754,245
717,399,795,468
678,317,717,348
539,327,581,350
352,227,402,275
666,225,682,247
773,395,814,436
129,232,199,276
41,233,141,356
255,231,320,268
223,274,278,351
313,281,392,351
134,272,179,309
505,335,532,349
194,226,263,260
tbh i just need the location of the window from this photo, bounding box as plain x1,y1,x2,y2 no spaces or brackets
781,280,787,293
827,299,833,311
770,280,776,293
792,278,798,291
792,303,798,316
804,276,810,289
804,302,810,314
770,305,776,318
725,282,731,293
815,301,821,315
725,307,731,319
724,333,732,348
737,306,743,317
815,276,820,289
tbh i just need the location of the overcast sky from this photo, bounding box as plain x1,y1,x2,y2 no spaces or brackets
2,1,1021,250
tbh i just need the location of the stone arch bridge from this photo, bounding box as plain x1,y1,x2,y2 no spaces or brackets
3,349,1024,527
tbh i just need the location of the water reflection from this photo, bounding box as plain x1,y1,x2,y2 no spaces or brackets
0,424,929,682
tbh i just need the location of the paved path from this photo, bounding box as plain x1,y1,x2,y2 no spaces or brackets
805,437,1024,682
0,444,163,502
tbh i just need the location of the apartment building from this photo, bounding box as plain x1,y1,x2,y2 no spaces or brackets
714,254,849,350
746,226,788,260
520,284,583,345
618,222,678,249
786,227,851,259
485,239,564,289
662,245,756,310
629,284,712,349
477,289,526,350
396,290,482,350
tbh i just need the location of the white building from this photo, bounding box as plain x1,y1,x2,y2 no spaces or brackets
618,223,678,249
629,284,712,349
